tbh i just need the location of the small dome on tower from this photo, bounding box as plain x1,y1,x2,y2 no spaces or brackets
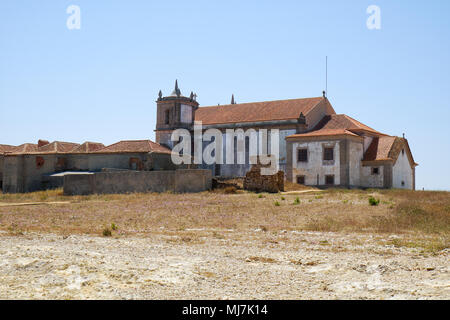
168,79,184,98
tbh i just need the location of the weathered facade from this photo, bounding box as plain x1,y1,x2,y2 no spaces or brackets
155,81,336,178
285,116,417,190
1,81,418,193
1,140,175,193
156,81,417,190
63,169,212,195
0,144,16,189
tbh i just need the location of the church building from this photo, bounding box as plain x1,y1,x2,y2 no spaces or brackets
155,81,417,190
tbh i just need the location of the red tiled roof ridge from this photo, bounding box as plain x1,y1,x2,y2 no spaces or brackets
195,97,327,125
200,96,324,109
0,144,17,154
310,113,386,136
10,143,39,154
363,136,399,162
37,141,80,153
70,141,105,153
0,144,16,148
339,114,383,134
286,128,360,139
94,139,171,154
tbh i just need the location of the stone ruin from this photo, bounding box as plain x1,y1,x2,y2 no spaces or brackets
243,163,284,193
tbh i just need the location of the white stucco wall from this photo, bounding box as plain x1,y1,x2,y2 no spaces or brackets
363,136,373,153
393,149,413,189
180,104,193,124
279,129,296,165
291,140,340,186
218,128,285,177
349,141,363,186
361,165,384,188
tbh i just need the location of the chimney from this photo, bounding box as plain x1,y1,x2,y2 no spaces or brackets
38,139,49,148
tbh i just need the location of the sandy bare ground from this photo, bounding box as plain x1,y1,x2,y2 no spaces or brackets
0,230,448,300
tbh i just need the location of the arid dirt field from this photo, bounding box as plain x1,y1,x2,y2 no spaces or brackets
0,188,449,299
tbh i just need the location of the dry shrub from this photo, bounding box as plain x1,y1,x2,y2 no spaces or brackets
304,216,359,232
0,188,66,203
386,200,450,235
7,223,24,236
1,188,448,250
224,186,237,194
387,237,448,254
284,181,318,191
304,192,450,237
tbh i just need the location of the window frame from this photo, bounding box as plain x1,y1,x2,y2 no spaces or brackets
297,148,308,162
296,175,305,185
371,167,380,175
323,147,334,161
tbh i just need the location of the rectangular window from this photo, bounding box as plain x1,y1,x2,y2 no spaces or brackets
296,175,305,185
297,149,307,162
323,147,334,161
325,175,335,185
371,167,379,175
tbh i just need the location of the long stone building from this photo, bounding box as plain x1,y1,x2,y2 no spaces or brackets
0,140,174,193
155,81,417,190
0,81,418,193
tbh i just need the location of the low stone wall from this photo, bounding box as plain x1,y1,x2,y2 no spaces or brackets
63,169,212,195
243,164,284,193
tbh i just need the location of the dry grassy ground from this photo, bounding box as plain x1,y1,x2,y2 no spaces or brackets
0,188,449,299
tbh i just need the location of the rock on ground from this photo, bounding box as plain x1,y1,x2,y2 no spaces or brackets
0,231,448,299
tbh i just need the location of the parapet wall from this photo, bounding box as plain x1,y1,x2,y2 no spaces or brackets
63,169,212,195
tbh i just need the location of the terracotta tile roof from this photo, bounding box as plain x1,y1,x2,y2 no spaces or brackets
94,140,171,154
312,114,383,135
0,144,16,154
37,141,80,153
195,97,325,125
363,136,417,167
363,136,396,161
9,143,38,154
70,142,105,153
286,128,360,139
5,141,80,155
286,113,385,140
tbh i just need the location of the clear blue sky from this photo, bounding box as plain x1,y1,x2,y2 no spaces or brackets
1,1,449,190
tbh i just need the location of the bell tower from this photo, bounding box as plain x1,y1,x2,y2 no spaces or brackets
155,80,199,149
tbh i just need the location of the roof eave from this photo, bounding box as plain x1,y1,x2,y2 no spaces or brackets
286,133,363,140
